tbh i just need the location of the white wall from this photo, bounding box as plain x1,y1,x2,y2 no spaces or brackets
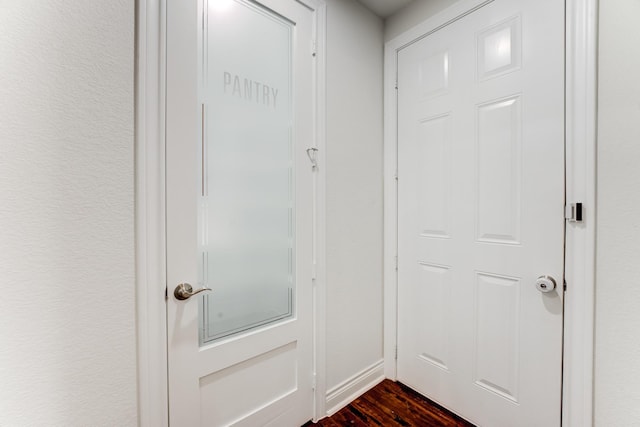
384,0,451,42
0,1,137,426
325,0,385,400
595,0,640,424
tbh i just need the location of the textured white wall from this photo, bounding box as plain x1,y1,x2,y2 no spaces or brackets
0,2,137,426
595,0,640,424
325,0,384,391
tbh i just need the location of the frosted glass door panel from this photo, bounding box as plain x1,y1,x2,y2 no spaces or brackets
199,0,294,345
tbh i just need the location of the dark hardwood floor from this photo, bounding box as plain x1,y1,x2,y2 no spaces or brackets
304,380,475,427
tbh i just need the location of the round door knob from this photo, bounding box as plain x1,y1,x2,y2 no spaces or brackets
535,276,557,293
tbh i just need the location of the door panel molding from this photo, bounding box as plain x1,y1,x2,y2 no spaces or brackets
135,0,326,425
383,0,597,426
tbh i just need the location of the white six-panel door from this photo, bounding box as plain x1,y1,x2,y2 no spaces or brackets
166,0,316,425
397,0,565,425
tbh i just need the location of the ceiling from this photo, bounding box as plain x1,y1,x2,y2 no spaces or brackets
358,0,414,18
357,0,415,18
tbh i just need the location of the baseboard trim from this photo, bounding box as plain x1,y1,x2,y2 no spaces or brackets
325,360,385,416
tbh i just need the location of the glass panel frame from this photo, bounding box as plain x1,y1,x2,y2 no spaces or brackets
197,0,295,345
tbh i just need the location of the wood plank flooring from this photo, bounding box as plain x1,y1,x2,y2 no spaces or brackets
304,380,475,427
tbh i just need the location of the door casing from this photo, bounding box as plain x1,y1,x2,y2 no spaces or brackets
134,0,327,425
383,0,597,426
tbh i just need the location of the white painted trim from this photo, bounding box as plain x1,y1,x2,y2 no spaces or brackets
135,0,168,426
563,0,598,426
296,0,328,421
136,0,326,424
325,360,385,416
386,0,495,51
383,0,597,425
382,22,399,382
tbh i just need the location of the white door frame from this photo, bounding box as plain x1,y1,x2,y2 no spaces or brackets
383,1,598,426
134,1,327,425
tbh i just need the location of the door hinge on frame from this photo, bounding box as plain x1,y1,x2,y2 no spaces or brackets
395,346,398,360
312,372,317,391
565,202,584,222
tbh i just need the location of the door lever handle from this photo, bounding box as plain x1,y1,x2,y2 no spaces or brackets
174,283,212,300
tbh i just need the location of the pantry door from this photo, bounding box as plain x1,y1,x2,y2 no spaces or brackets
166,0,316,425
397,0,565,425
